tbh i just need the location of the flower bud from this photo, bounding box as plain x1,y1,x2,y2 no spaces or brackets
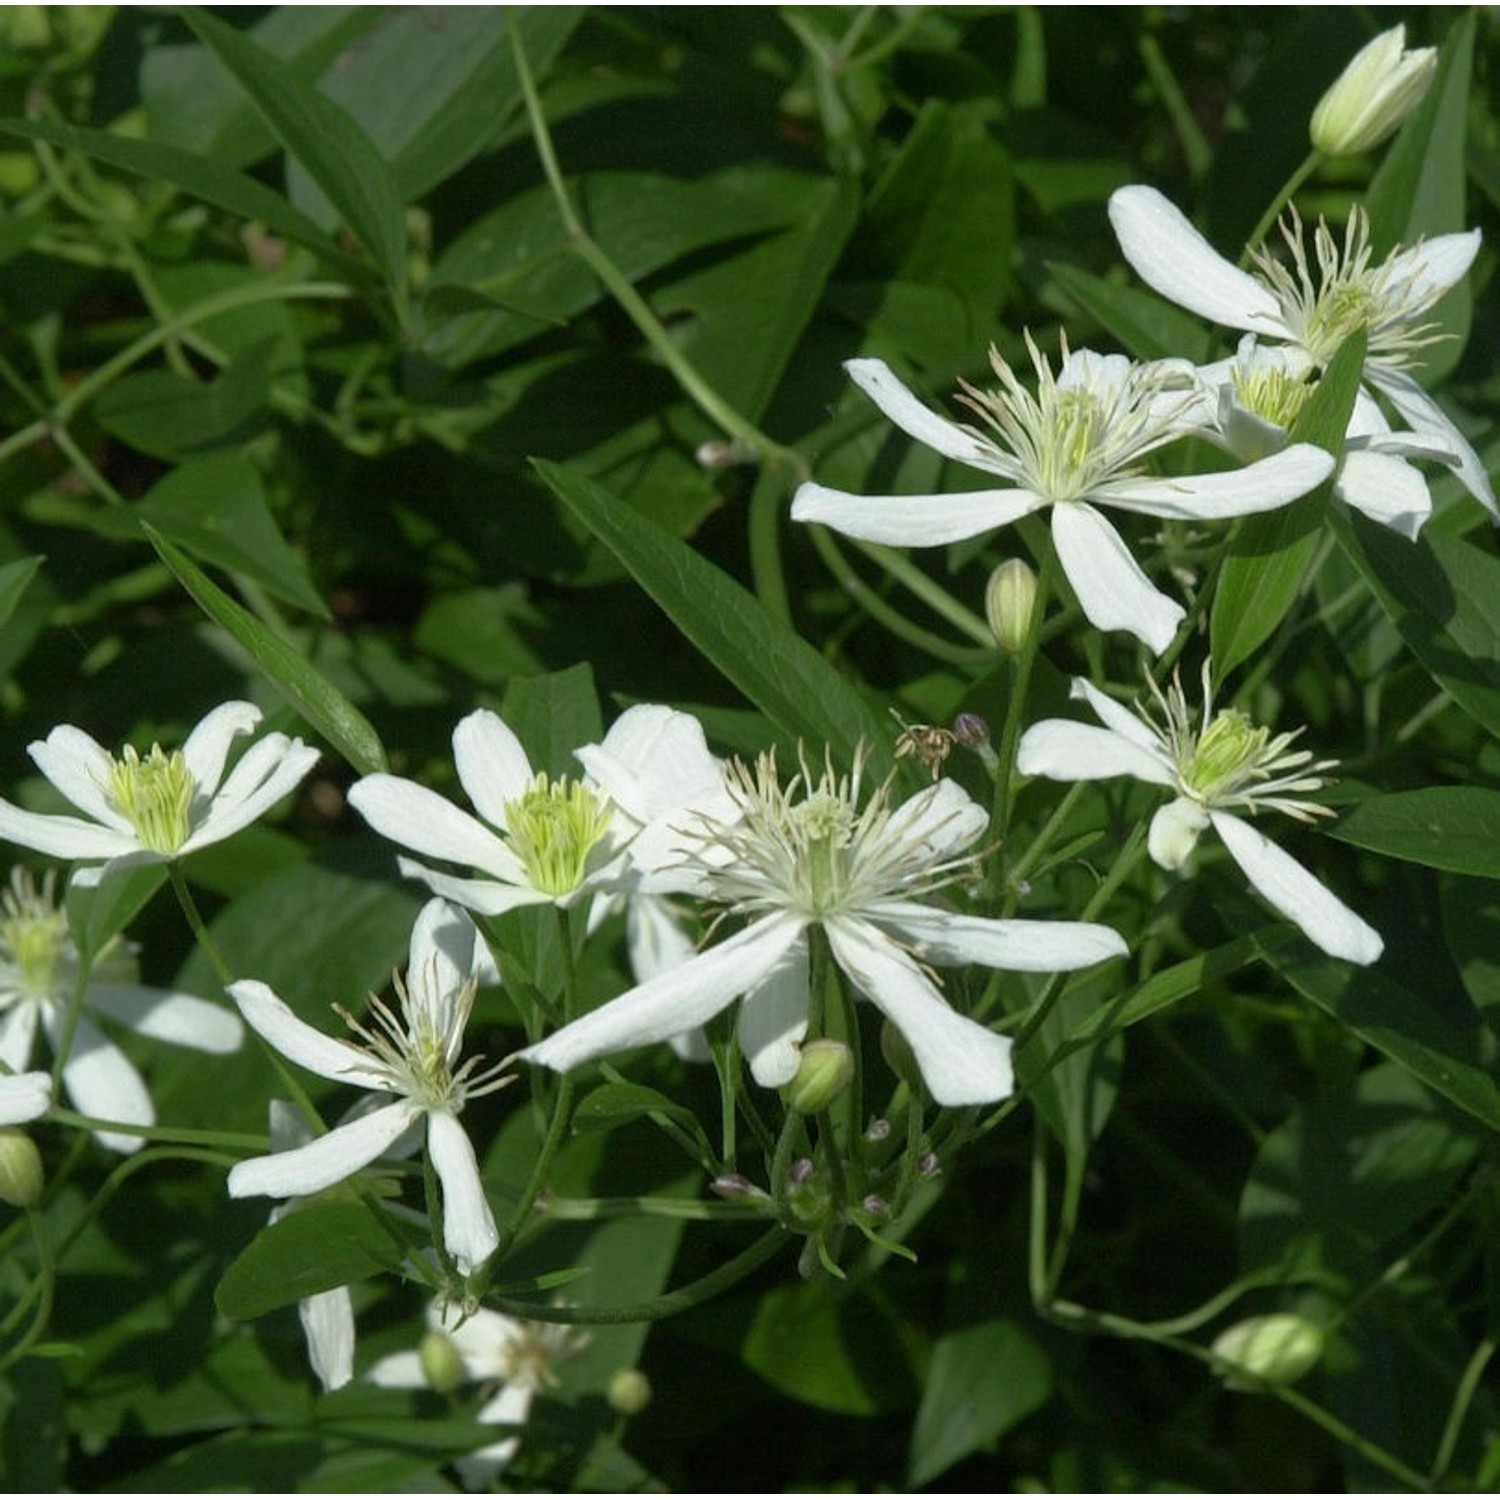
0,1129,42,1209
985,559,1039,653
1310,25,1436,157
418,1330,468,1395
952,712,990,749
1211,1313,1324,1389
607,1368,653,1416
784,1171,835,1234
784,1039,855,1114
710,1173,770,1205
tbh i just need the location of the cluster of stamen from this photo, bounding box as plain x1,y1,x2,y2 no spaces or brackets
1229,360,1314,433
107,744,196,854
503,774,613,898
0,869,69,1002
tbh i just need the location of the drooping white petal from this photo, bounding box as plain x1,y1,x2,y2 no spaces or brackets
1384,229,1482,309
299,1285,356,1392
0,1001,38,1072
1051,503,1184,655
68,850,163,889
228,1100,419,1199
86,986,244,1053
0,1070,49,1124
453,710,535,831
844,357,1004,469
625,894,698,984
46,1008,153,1154
879,778,987,866
1108,185,1285,334
869,902,1127,971
1150,797,1211,870
825,917,1014,1107
187,736,320,852
520,912,806,1074
1364,366,1497,515
393,857,554,917
737,935,809,1088
1210,810,1384,965
791,481,1046,546
1334,450,1431,539
0,800,141,861
1102,443,1333,520
229,980,389,1090
181,701,262,796
427,1108,499,1272
348,775,526,885
1017,719,1178,789
29,727,131,831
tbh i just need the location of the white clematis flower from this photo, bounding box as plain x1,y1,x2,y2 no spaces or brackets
0,701,319,888
1109,186,1494,521
0,868,242,1153
1016,671,1383,965
367,1300,583,1490
227,899,512,1272
522,748,1128,1107
791,337,1335,654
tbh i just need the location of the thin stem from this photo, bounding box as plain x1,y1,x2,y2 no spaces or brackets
542,1195,769,1222
748,464,793,625
1430,1337,1496,1487
44,1109,258,1150
1241,152,1323,267
0,1210,54,1373
850,539,995,647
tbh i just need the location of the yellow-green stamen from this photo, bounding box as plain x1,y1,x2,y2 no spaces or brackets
0,871,68,1000
1230,363,1314,432
504,774,613,897
108,744,195,854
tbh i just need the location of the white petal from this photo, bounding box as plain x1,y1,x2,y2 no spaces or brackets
0,1071,49,1124
1051,503,1184,655
579,705,723,826
624,894,699,986
1335,450,1431,539
228,1100,418,1199
737,936,809,1088
427,1108,499,1272
1108,185,1285,333
1210,811,1383,965
1385,229,1482,309
0,800,140,861
440,1303,525,1378
181,701,262,795
1017,719,1177,789
1101,444,1333,521
46,1008,153,1154
476,1380,535,1429
791,482,1045,546
300,1285,356,1391
85,986,244,1053
394,857,553,917
0,1001,39,1072
229,980,388,1090
881,778,987,865
869,903,1127,971
844,357,1003,469
365,1350,426,1389
407,899,479,1007
453,710,534,831
29,726,131,831
824,918,1014,1106
1365,367,1497,515
1069,677,1167,751
347,775,525,885
521,913,806,1074
186,737,319,851
1150,797,1210,870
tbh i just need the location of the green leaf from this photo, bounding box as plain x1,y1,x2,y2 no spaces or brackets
908,1320,1052,1488
535,461,893,772
1441,875,1500,1045
144,525,388,775
0,554,42,638
180,6,407,318
500,663,602,780
66,866,168,967
571,1082,711,1161
1209,328,1365,680
1332,787,1500,877
1048,262,1210,363
1017,967,1123,1160
215,1200,410,1320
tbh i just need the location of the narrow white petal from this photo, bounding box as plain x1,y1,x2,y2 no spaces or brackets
1335,450,1431,539
181,701,262,795
792,482,1045,546
1385,229,1482,308
476,1381,535,1429
228,1100,418,1199
347,775,525,885
229,980,388,1090
1210,811,1383,965
85,986,244,1053
521,913,806,1074
300,1285,356,1391
737,936,809,1088
365,1350,426,1389
442,1304,525,1377
1102,444,1333,521
186,739,320,853
407,898,478,1006
625,895,698,984
1017,719,1178,788
0,1001,39,1072
825,918,1014,1107
880,779,987,865
1052,503,1184,655
453,710,534,830
394,857,553,917
0,1071,49,1124
46,1008,153,1154
869,903,1127,971
29,727,131,831
1108,185,1284,333
0,800,139,860
844,357,1002,469
427,1108,499,1272
1068,677,1167,751
1365,367,1497,515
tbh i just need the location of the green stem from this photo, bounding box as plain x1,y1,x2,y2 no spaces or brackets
748,464,793,625
1240,152,1323,267
850,539,995,647
0,1210,54,1373
542,1195,769,1222
45,1108,261,1151
1430,1337,1496,1487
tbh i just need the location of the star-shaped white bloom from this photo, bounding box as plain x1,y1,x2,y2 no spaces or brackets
790,337,1335,654
227,899,512,1272
0,868,242,1153
1108,185,1494,522
1016,671,1383,965
522,749,1128,1107
0,701,320,888
367,1300,583,1490
348,704,730,919
0,1069,50,1125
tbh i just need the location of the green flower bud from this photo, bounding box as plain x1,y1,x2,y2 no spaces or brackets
784,1039,855,1115
1310,25,1436,158
607,1368,653,1416
985,558,1039,653
0,1129,43,1209
418,1330,468,1394
1211,1313,1324,1389
784,1168,835,1235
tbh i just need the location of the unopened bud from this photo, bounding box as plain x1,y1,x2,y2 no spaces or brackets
710,1173,771,1207
863,1117,891,1143
784,1039,855,1114
918,1152,941,1179
1310,24,1436,157
861,1194,890,1219
952,712,990,748
607,1367,653,1416
1211,1313,1324,1389
985,559,1039,653
418,1330,468,1394
784,1170,835,1234
0,1129,42,1208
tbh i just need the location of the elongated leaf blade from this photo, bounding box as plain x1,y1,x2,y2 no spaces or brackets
1332,786,1500,877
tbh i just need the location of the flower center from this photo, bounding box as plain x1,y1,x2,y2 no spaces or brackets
1230,363,1313,433
1180,709,1272,804
0,871,68,1001
503,775,613,897
108,745,195,854
785,791,856,913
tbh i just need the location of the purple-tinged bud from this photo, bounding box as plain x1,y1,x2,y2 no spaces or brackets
918,1152,941,1179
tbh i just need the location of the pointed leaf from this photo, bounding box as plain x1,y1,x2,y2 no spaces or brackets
500,664,602,780
1332,786,1500,877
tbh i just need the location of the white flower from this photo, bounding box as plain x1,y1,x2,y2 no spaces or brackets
1108,186,1494,521
522,749,1127,1107
367,1300,583,1490
0,1069,50,1125
0,868,242,1153
1310,24,1436,158
227,899,511,1272
1016,671,1383,965
790,337,1335,654
0,701,320,888
347,704,729,918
